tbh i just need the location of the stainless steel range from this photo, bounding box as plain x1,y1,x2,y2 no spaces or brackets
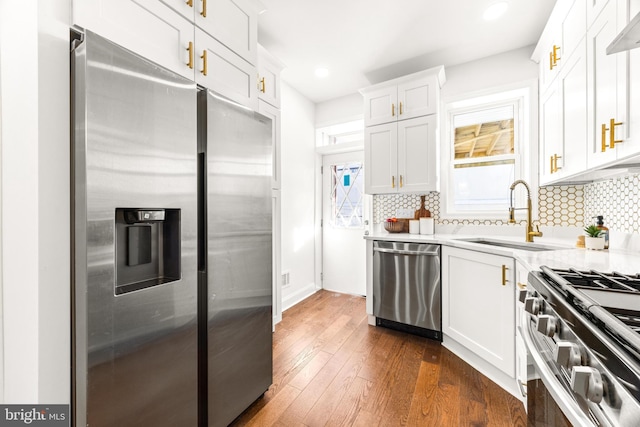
523,265,640,426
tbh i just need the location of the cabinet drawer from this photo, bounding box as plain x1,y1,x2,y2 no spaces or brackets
195,28,257,109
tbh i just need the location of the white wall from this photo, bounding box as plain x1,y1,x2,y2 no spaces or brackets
280,83,318,310
0,0,70,403
442,45,538,99
315,92,363,127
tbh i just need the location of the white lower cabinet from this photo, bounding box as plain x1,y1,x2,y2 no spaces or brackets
515,260,530,405
442,246,515,377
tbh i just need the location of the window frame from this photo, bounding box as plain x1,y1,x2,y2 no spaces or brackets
440,80,538,220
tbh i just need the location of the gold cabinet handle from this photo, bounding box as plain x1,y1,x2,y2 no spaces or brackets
260,77,266,93
399,175,403,188
601,123,609,152
553,154,562,173
517,282,527,290
391,103,395,117
502,265,508,286
549,155,554,173
200,50,207,76
186,41,194,69
610,118,623,149
552,45,560,67
399,102,403,115
201,0,207,17
186,0,193,6
391,175,395,188
549,51,554,70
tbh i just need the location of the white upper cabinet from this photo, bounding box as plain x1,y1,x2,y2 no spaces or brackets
195,0,258,66
257,45,285,109
540,40,588,185
534,0,640,183
362,68,444,127
537,0,586,94
195,28,257,109
364,115,438,194
361,67,444,194
72,0,196,80
586,0,640,168
73,0,261,108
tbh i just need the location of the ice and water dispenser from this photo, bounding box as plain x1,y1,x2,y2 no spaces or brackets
115,208,181,295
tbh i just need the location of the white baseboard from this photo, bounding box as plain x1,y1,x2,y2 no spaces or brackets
282,282,317,312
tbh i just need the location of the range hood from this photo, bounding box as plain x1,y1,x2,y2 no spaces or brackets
607,10,640,54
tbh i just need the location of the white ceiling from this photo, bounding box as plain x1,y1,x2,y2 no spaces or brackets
258,0,557,104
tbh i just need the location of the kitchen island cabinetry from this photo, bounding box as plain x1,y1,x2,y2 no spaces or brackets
442,246,515,378
361,67,444,195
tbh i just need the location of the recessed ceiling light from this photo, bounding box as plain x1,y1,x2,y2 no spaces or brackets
315,67,329,78
483,2,508,20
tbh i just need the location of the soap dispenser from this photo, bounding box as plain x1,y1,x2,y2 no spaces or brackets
595,216,609,249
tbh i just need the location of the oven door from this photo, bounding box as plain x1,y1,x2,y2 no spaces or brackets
521,314,596,427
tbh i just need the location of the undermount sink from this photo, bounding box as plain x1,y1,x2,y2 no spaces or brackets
455,238,567,252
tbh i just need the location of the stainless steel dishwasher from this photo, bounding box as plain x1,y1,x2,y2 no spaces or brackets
372,240,441,340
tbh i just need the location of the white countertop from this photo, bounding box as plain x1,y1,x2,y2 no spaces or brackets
365,230,640,274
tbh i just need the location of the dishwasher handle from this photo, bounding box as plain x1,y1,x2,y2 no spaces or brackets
373,246,439,256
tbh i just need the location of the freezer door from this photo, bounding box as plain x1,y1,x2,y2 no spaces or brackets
200,90,273,427
73,31,198,427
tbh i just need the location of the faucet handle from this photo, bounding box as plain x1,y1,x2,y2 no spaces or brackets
529,224,543,238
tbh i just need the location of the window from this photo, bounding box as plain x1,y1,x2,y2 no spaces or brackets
441,83,537,218
329,162,364,228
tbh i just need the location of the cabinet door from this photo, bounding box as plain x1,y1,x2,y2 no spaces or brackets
363,86,398,127
397,76,437,121
587,0,628,168
558,41,588,178
195,0,258,66
442,246,515,376
257,47,283,108
73,0,195,80
397,115,438,193
365,123,397,194
195,28,257,109
539,84,562,184
259,100,280,189
587,0,612,25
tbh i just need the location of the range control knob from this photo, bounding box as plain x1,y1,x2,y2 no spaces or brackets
536,315,558,337
518,289,530,303
571,366,603,403
524,297,542,315
554,342,582,369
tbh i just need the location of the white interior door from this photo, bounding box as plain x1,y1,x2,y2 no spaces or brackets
322,151,367,296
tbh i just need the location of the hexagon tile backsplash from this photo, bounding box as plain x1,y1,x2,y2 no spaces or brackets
373,174,640,233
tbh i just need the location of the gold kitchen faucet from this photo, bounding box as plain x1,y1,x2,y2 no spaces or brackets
508,180,543,243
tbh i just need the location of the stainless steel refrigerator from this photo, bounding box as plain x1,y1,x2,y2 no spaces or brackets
72,31,272,427
198,90,273,427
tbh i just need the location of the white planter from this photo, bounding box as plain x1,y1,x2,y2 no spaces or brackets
585,236,605,250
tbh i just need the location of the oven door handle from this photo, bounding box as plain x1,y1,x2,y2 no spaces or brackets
521,319,600,427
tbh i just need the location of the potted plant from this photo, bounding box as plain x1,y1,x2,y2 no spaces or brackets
584,225,605,250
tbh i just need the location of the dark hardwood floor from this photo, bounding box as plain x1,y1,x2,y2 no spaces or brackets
231,290,527,427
